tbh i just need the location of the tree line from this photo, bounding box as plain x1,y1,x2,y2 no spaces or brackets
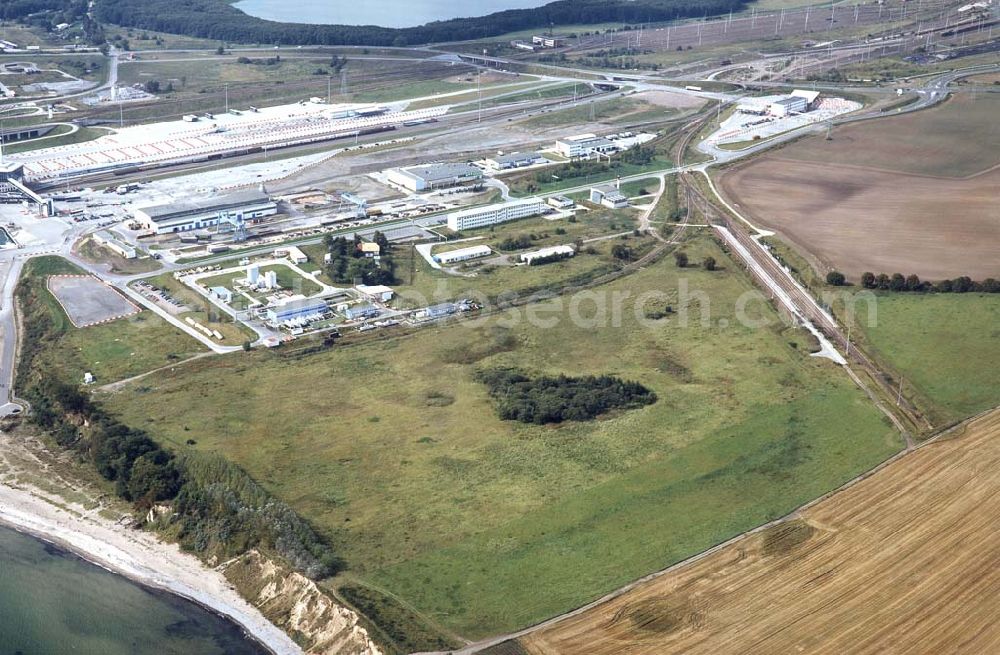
94,0,749,47
859,271,1000,293
475,368,657,424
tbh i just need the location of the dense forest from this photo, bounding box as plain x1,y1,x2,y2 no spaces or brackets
94,0,749,47
476,368,657,424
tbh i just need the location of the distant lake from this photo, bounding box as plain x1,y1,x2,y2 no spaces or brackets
234,0,553,28
0,525,268,655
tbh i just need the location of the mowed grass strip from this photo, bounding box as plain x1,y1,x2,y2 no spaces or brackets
104,237,899,637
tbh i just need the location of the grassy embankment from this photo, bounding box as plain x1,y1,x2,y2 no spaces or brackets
105,234,901,639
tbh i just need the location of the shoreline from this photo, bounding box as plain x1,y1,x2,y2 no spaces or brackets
0,481,302,655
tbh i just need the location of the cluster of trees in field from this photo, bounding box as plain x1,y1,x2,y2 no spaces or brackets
324,231,396,285
858,271,1000,293
94,0,748,47
475,368,657,424
15,261,340,579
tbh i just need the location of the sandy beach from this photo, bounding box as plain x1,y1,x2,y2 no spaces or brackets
0,480,303,655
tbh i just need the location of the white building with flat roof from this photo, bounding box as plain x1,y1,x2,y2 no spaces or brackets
386,163,483,192
133,189,277,234
434,244,493,265
590,185,629,209
447,198,547,231
554,133,617,158
520,245,575,264
355,284,394,302
485,151,545,171
92,230,137,259
768,96,808,117
791,89,821,106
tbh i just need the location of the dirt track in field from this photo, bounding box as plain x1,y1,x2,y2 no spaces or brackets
718,160,1000,280
521,407,1000,655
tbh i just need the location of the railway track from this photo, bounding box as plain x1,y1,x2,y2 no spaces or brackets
680,174,930,437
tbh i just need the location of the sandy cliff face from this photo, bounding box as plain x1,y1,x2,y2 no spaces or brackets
226,551,385,655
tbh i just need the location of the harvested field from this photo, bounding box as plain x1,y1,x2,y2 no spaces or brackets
719,161,1000,280
47,275,139,327
523,407,1000,655
767,93,999,179
717,92,1000,280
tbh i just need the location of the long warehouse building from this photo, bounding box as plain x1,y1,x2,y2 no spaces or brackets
447,198,547,231
386,163,483,192
133,189,278,234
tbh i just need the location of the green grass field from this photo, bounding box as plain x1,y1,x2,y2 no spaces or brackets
104,236,899,638
845,293,1000,425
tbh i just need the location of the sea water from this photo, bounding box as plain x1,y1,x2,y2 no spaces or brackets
0,525,268,655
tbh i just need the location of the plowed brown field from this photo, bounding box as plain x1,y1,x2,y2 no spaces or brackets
522,407,1000,655
717,92,1000,280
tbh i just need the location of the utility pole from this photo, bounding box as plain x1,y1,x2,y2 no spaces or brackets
477,69,482,123
327,75,332,103
225,83,229,113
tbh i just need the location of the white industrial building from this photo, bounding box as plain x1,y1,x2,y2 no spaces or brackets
590,185,629,209
92,231,137,259
791,89,821,107
447,198,547,231
266,295,329,324
434,244,493,265
547,196,574,209
355,284,394,302
520,245,575,265
275,245,308,264
386,163,483,192
133,189,277,234
209,286,233,303
554,133,618,158
484,151,545,171
768,96,807,117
